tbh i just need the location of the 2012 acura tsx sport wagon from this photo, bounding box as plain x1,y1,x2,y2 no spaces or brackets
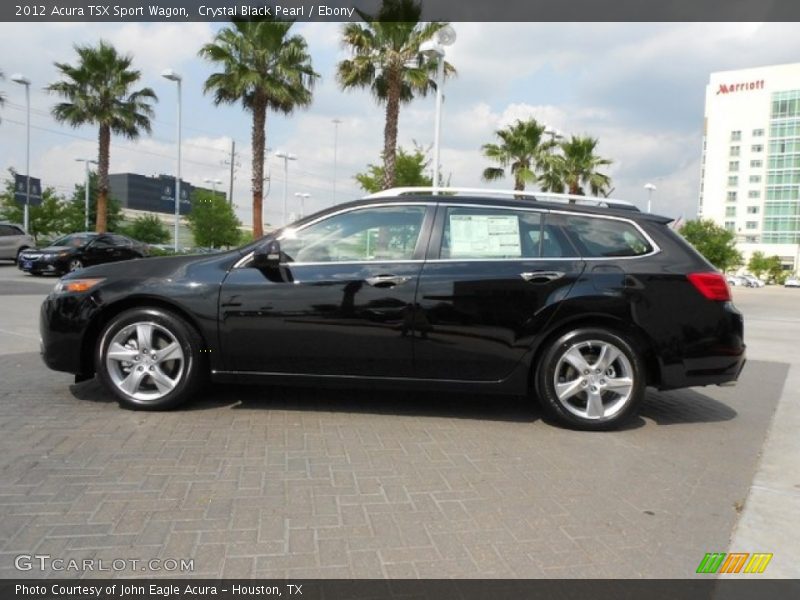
39,188,746,430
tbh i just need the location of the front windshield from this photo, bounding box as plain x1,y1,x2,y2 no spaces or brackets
50,233,96,248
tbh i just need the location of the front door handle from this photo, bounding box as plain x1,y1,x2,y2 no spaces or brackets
365,274,411,288
520,271,565,283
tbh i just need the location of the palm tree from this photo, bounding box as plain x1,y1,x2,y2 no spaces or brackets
200,18,318,239
541,135,612,196
47,41,157,233
338,0,455,190
481,118,555,191
0,70,6,120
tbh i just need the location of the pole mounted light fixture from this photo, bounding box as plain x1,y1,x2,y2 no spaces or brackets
644,182,657,213
11,74,32,232
275,150,297,226
419,26,456,196
162,69,183,251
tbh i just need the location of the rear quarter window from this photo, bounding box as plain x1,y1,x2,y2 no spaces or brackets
560,215,653,258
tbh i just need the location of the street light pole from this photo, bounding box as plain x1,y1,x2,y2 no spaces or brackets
162,69,182,251
419,26,456,195
75,159,98,231
275,150,297,226
11,74,31,232
644,182,657,213
294,192,310,219
332,119,342,204
204,178,222,198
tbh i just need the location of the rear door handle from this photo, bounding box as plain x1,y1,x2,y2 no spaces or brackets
365,274,411,288
520,271,565,283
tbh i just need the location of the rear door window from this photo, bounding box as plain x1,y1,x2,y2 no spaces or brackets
440,207,545,259
556,214,653,257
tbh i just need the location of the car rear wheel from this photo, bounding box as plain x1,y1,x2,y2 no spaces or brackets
96,308,204,410
68,258,84,272
535,328,645,430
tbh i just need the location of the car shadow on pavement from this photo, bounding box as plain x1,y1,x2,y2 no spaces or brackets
68,377,738,428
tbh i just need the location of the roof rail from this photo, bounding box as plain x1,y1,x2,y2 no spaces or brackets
364,186,639,211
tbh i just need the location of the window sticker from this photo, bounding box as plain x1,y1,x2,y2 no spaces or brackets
449,214,521,258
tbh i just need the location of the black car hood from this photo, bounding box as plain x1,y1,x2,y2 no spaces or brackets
61,251,242,281
35,245,75,253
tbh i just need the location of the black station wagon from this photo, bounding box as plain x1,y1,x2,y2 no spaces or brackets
39,188,746,430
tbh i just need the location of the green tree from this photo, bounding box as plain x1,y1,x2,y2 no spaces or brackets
338,0,455,190
355,146,433,193
187,190,242,248
60,171,124,233
121,213,170,244
679,219,743,273
0,170,66,242
47,41,157,233
765,255,786,284
481,118,555,191
747,251,770,280
199,18,318,240
541,135,612,196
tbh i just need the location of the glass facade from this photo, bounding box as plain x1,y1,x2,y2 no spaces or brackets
764,90,800,244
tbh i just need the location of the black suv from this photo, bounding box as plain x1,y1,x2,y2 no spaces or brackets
39,189,745,430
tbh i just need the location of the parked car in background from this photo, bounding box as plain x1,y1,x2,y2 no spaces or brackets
726,275,746,287
740,274,765,288
18,232,146,276
0,222,35,263
785,276,800,288
39,187,746,431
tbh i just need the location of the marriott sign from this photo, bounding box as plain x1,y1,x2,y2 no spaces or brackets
716,79,765,95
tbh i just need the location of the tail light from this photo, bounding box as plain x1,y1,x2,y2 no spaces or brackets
687,272,731,301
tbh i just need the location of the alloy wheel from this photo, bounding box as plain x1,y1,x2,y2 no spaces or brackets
552,339,635,420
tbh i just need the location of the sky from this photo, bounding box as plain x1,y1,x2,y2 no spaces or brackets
2,21,800,228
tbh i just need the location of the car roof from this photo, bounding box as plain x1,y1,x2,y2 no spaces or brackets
328,195,673,224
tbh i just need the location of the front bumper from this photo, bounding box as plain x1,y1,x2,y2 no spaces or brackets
40,292,101,375
19,255,63,274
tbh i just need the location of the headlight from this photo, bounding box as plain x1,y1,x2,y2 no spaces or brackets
53,278,105,294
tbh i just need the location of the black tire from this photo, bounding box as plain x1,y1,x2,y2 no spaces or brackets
68,258,84,272
535,327,646,431
95,307,205,410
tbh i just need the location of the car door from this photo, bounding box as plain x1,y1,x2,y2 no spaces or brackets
0,225,14,259
413,205,586,381
84,235,121,265
219,203,434,377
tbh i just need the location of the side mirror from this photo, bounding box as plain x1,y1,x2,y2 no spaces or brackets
253,239,282,269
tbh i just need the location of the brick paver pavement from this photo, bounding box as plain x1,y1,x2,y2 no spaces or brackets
0,352,786,579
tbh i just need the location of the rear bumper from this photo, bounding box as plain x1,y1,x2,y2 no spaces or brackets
657,301,746,389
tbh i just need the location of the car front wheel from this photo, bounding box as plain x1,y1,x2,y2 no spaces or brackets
96,308,204,410
536,328,646,430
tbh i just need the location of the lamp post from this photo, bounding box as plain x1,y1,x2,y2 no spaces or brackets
419,26,456,195
204,178,222,198
162,69,182,251
11,74,31,232
644,182,657,213
275,150,297,226
75,159,98,231
332,118,342,204
294,192,310,219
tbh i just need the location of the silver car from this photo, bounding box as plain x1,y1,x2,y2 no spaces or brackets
0,222,35,263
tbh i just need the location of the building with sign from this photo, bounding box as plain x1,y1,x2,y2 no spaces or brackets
699,62,800,273
108,173,226,216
